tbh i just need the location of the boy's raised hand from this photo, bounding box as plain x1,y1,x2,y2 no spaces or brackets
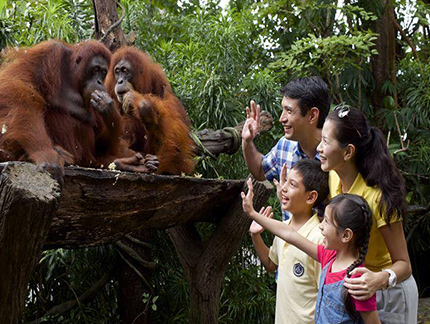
241,100,261,143
249,206,274,235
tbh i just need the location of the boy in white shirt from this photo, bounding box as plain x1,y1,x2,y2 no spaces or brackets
249,159,328,323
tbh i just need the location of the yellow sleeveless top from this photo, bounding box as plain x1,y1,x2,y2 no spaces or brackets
328,171,400,271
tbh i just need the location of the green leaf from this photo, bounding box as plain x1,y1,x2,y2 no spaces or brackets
383,96,396,110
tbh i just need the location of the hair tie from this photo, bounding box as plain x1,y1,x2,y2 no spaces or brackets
359,204,368,217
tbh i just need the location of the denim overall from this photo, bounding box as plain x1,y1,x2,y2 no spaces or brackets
314,259,363,324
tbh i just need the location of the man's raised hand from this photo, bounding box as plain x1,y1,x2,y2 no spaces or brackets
242,100,261,143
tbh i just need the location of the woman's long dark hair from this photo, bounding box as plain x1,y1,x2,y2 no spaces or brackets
326,106,406,224
328,194,373,320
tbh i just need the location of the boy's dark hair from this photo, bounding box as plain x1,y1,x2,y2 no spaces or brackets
291,159,329,207
280,76,330,128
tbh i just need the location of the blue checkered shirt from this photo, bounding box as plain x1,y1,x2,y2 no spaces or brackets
262,137,323,221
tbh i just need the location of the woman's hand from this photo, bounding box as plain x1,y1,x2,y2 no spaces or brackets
344,267,388,300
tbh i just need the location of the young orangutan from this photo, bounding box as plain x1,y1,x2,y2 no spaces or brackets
105,46,195,175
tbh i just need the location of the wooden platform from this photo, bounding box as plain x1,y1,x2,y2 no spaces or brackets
34,166,245,248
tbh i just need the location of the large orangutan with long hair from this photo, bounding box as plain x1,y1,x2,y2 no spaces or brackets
0,40,157,173
105,46,195,175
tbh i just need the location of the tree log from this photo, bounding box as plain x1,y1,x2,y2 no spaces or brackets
194,111,274,158
38,166,245,248
0,164,61,324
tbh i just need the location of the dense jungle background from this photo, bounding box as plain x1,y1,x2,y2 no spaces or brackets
1,0,430,322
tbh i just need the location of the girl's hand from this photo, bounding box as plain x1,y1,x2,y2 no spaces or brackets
249,206,274,235
241,178,256,215
344,267,384,300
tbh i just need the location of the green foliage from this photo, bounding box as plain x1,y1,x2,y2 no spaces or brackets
219,261,276,323
4,0,430,321
24,246,119,323
143,293,159,312
155,10,276,130
0,0,93,47
270,32,378,77
397,59,430,129
377,57,430,254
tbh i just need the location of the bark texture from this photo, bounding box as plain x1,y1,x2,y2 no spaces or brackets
42,166,245,249
92,0,126,52
371,1,397,113
0,163,61,324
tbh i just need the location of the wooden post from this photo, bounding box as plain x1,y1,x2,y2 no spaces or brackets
168,177,273,323
0,163,61,323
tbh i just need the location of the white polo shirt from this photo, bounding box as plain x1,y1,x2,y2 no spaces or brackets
269,214,323,324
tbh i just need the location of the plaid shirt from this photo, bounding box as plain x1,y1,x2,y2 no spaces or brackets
262,137,323,221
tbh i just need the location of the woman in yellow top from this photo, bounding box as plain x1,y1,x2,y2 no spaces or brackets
317,105,418,324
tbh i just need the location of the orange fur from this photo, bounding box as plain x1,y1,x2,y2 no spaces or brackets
106,47,195,175
0,40,134,168
125,90,195,174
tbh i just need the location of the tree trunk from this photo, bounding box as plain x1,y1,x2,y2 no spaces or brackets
92,0,126,52
117,230,153,324
0,163,61,324
168,177,273,323
371,0,397,116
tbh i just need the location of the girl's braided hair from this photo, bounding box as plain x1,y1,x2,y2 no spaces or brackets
327,194,373,321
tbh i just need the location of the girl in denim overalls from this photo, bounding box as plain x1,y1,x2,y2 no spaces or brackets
314,194,379,324
242,188,381,323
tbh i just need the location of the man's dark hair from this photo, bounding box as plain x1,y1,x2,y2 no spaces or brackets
291,159,329,207
280,76,330,128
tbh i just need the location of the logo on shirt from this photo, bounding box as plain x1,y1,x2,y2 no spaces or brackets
293,262,304,277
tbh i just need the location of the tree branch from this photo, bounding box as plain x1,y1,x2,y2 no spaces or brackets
117,250,153,293
125,234,152,249
100,1,126,43
390,14,423,75
115,241,157,270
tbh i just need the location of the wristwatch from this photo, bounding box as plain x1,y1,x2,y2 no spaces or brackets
382,269,397,289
